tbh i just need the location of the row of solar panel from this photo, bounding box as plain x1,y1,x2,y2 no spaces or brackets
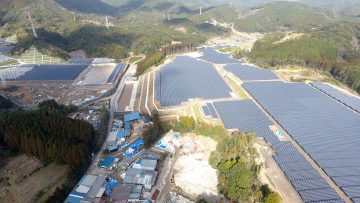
242,81,360,201
225,63,279,81
212,100,343,202
198,48,240,64
202,103,218,118
311,82,360,113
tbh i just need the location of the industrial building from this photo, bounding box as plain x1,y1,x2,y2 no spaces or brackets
123,168,158,190
65,175,106,203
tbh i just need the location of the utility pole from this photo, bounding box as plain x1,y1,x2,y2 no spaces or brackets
200,7,202,15
106,16,109,29
28,11,38,38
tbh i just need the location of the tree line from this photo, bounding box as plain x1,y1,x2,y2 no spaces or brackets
136,42,197,76
0,104,95,169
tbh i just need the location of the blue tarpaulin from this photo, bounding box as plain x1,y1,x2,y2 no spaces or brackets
117,129,130,139
123,138,144,157
100,157,115,169
105,179,119,195
124,112,141,123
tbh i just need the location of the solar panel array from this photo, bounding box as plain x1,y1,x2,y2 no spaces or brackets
198,48,240,64
212,99,344,202
311,82,360,113
155,56,231,107
17,64,88,81
243,81,360,202
225,63,279,81
0,65,35,80
202,103,219,118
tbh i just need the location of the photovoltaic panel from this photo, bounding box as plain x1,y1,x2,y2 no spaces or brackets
198,48,240,64
17,64,88,80
212,97,342,201
298,188,342,202
243,81,360,200
284,170,322,181
225,63,279,81
202,105,211,116
341,186,360,199
155,56,231,107
206,103,218,118
324,167,360,177
213,100,273,137
311,82,360,113
291,178,331,191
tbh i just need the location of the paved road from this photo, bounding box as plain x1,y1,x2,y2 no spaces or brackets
89,62,136,174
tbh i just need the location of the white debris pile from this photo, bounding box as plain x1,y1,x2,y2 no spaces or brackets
173,134,218,199
168,192,195,203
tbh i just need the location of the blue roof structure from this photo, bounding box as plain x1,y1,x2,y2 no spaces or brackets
311,82,360,113
156,56,232,107
117,129,130,139
198,48,240,64
65,192,85,203
124,122,131,130
124,112,141,122
100,157,115,169
225,63,279,81
243,81,360,201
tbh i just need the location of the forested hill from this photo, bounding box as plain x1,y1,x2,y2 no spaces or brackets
248,21,360,94
235,1,330,32
0,0,232,59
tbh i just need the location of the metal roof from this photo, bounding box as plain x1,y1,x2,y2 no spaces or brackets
100,157,115,168
124,112,141,122
117,129,130,139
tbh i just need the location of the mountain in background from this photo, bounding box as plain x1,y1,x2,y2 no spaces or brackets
234,1,330,32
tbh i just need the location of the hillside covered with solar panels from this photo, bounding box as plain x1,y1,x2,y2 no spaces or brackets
152,45,360,203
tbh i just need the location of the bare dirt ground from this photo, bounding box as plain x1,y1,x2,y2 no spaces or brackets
0,155,68,203
254,142,303,203
118,83,133,112
275,66,331,82
274,33,305,44
173,134,219,202
275,66,359,96
59,85,111,106
2,81,70,108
